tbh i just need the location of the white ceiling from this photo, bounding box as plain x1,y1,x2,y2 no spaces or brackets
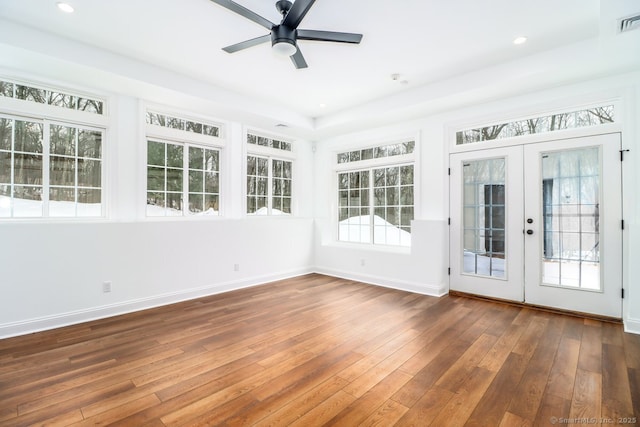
0,0,638,138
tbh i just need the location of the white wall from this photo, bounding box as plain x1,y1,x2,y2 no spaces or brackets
0,218,313,337
0,63,316,339
312,72,640,333
1,21,638,338
313,119,449,296
622,81,640,334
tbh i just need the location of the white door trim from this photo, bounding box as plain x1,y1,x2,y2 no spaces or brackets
449,132,623,318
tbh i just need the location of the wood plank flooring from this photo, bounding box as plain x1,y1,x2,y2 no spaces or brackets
0,273,638,426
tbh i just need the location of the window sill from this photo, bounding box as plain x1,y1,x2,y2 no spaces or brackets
0,217,111,225
245,214,296,219
143,214,225,222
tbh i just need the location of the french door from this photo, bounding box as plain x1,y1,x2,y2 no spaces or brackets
449,133,622,318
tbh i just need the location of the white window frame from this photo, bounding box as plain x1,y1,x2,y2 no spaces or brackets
145,108,225,219
245,130,296,217
334,138,417,247
0,78,109,221
448,99,623,154
0,77,107,116
146,110,221,138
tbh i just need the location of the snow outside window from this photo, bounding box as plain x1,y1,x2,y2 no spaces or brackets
338,164,414,247
146,140,220,217
246,155,292,215
0,116,104,218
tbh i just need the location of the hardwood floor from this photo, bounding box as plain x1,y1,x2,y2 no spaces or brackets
0,273,638,426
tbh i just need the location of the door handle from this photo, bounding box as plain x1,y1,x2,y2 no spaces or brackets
526,229,534,235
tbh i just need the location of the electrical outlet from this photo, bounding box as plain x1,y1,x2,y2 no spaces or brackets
234,264,240,272
102,281,112,293
360,258,366,266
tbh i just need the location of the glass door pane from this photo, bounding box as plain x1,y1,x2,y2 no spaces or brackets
450,145,523,302
541,147,600,290
462,158,506,278
524,133,621,318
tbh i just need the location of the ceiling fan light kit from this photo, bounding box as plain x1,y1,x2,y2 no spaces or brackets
210,0,363,69
271,25,298,57
272,40,297,57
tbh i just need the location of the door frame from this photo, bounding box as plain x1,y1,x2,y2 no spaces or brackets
449,145,524,302
448,132,623,319
522,134,622,318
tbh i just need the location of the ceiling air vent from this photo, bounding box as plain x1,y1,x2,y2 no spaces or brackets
619,14,640,33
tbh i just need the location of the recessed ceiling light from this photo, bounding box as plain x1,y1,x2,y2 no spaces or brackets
57,2,74,13
513,36,528,45
319,103,327,108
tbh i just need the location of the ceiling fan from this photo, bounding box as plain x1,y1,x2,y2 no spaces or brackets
209,0,363,69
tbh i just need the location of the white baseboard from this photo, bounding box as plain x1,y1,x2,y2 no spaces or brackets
7,267,632,339
313,267,448,297
624,317,640,335
0,267,314,339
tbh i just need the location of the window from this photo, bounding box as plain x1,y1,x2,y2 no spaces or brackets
0,79,104,115
542,148,600,289
246,155,292,215
0,78,106,218
145,109,223,217
188,146,220,215
49,124,102,217
146,111,220,137
0,116,103,218
337,140,415,164
247,133,291,152
462,159,505,277
337,141,415,247
456,105,615,145
246,131,294,216
146,140,220,216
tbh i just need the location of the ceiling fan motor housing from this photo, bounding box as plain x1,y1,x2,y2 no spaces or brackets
271,25,297,48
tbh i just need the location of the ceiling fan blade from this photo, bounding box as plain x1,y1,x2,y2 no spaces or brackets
290,48,308,69
222,34,271,53
282,0,316,29
297,30,363,44
209,0,274,30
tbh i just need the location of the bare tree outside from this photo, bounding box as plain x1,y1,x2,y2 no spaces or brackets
457,105,615,144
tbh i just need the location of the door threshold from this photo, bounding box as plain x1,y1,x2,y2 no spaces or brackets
448,290,622,324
